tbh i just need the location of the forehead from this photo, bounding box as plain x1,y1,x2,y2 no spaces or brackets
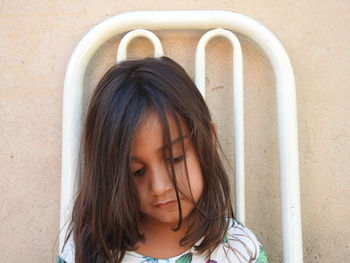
131,110,189,153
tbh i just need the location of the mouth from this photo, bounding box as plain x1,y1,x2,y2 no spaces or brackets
154,200,177,208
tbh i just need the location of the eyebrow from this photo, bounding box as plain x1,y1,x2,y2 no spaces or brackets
131,134,189,162
162,134,188,150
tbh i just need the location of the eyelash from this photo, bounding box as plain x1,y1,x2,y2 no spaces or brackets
166,155,184,163
133,167,145,177
132,155,185,176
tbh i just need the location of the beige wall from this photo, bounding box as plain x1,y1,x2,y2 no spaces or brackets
1,1,349,262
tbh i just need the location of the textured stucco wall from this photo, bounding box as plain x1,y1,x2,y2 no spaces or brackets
1,1,349,262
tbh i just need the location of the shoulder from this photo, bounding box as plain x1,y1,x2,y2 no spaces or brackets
57,235,75,263
209,218,269,263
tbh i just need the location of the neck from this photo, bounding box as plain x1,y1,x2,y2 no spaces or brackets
140,216,189,241
134,216,192,258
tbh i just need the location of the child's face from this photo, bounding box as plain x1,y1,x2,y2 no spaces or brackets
131,110,203,226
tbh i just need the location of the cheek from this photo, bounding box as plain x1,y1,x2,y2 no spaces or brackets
179,153,203,201
189,159,203,201
134,181,147,205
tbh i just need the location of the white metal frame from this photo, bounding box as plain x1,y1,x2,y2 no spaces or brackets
195,28,245,224
59,10,303,263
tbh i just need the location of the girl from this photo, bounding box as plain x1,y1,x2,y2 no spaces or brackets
57,56,268,263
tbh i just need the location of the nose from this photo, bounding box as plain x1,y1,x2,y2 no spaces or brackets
149,163,173,196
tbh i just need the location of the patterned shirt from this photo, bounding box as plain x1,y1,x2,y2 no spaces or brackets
57,219,268,263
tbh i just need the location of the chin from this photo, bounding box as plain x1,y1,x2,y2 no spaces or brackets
141,202,195,226
148,214,181,225
149,211,194,227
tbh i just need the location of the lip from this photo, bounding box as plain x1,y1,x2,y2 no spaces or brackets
154,200,177,208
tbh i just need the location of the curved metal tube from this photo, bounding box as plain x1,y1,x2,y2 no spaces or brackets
116,29,164,62
195,28,245,224
60,11,303,263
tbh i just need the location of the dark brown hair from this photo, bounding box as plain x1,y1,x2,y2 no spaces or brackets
63,56,234,263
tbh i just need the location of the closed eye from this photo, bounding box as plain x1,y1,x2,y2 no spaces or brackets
166,155,185,163
133,167,145,176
